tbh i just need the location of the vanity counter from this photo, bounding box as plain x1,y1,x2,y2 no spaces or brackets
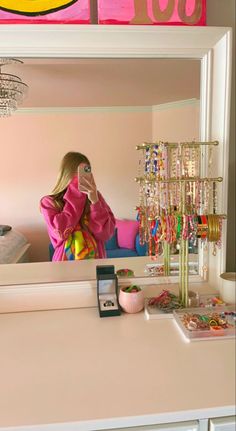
0,307,235,430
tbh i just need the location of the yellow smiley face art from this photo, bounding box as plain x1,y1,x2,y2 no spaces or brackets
0,0,78,15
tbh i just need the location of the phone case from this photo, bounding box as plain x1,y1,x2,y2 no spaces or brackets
78,163,92,182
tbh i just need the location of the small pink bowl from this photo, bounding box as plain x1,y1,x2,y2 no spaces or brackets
119,287,144,314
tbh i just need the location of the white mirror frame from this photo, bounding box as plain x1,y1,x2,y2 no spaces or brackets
0,25,232,313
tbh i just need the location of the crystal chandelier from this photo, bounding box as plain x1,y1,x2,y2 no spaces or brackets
0,58,28,117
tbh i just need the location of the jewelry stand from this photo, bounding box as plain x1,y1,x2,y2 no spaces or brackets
136,141,225,307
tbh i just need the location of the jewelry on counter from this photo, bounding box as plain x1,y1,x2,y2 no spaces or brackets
199,295,225,307
116,268,134,277
181,310,235,331
145,263,164,276
103,300,115,307
148,289,183,313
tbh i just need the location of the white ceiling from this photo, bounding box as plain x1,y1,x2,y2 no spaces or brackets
7,58,200,108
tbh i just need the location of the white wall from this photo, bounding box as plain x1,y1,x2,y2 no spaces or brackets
0,101,199,262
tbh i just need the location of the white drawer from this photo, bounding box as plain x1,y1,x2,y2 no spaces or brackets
209,416,236,431
111,421,199,431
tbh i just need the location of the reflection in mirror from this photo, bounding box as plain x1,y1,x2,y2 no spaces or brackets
0,58,200,273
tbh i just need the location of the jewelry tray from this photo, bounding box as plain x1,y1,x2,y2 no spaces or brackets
173,306,236,341
144,298,174,319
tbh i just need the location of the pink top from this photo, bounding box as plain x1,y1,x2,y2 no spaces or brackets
40,180,115,261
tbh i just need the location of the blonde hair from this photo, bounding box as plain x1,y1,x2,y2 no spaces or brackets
50,152,90,210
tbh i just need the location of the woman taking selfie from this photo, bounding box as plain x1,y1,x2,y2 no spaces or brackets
40,152,115,261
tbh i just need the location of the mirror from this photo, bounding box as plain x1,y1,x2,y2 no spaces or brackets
0,57,200,273
0,25,231,294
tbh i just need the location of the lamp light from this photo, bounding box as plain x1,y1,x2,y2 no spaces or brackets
0,58,28,117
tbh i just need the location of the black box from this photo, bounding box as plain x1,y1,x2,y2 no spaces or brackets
96,265,121,318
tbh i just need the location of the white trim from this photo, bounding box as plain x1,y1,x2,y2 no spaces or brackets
16,98,200,115
199,50,212,176
0,25,230,58
16,105,152,114
220,31,232,274
208,30,233,289
152,98,199,112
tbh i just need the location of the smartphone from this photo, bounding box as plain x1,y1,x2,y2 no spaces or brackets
78,163,92,183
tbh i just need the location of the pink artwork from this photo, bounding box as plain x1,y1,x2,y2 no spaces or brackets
98,0,206,26
0,0,90,24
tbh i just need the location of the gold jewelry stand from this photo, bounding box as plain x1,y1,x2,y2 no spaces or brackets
136,140,224,308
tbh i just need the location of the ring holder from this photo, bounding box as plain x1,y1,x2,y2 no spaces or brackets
96,265,121,318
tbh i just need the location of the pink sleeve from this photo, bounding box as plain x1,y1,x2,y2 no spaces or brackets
40,182,87,240
89,192,116,241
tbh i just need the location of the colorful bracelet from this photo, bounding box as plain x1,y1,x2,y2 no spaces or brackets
116,269,134,277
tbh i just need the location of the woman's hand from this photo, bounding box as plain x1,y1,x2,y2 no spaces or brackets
79,173,99,204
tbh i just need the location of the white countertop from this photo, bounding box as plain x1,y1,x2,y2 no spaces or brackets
0,307,235,430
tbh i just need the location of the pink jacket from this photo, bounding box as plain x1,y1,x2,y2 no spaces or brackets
40,181,115,261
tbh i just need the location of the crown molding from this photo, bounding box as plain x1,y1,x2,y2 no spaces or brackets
152,98,199,112
16,99,199,115
16,105,152,114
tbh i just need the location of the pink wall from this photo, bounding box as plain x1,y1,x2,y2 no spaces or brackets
0,102,198,262
0,109,151,262
152,102,199,141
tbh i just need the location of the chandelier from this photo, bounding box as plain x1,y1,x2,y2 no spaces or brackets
0,58,28,117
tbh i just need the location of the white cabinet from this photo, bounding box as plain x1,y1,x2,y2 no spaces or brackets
106,417,236,431
209,416,236,431
113,421,199,431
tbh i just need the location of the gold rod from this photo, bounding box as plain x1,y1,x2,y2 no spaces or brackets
164,242,170,276
184,239,189,307
136,141,219,150
135,176,223,183
134,208,227,219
